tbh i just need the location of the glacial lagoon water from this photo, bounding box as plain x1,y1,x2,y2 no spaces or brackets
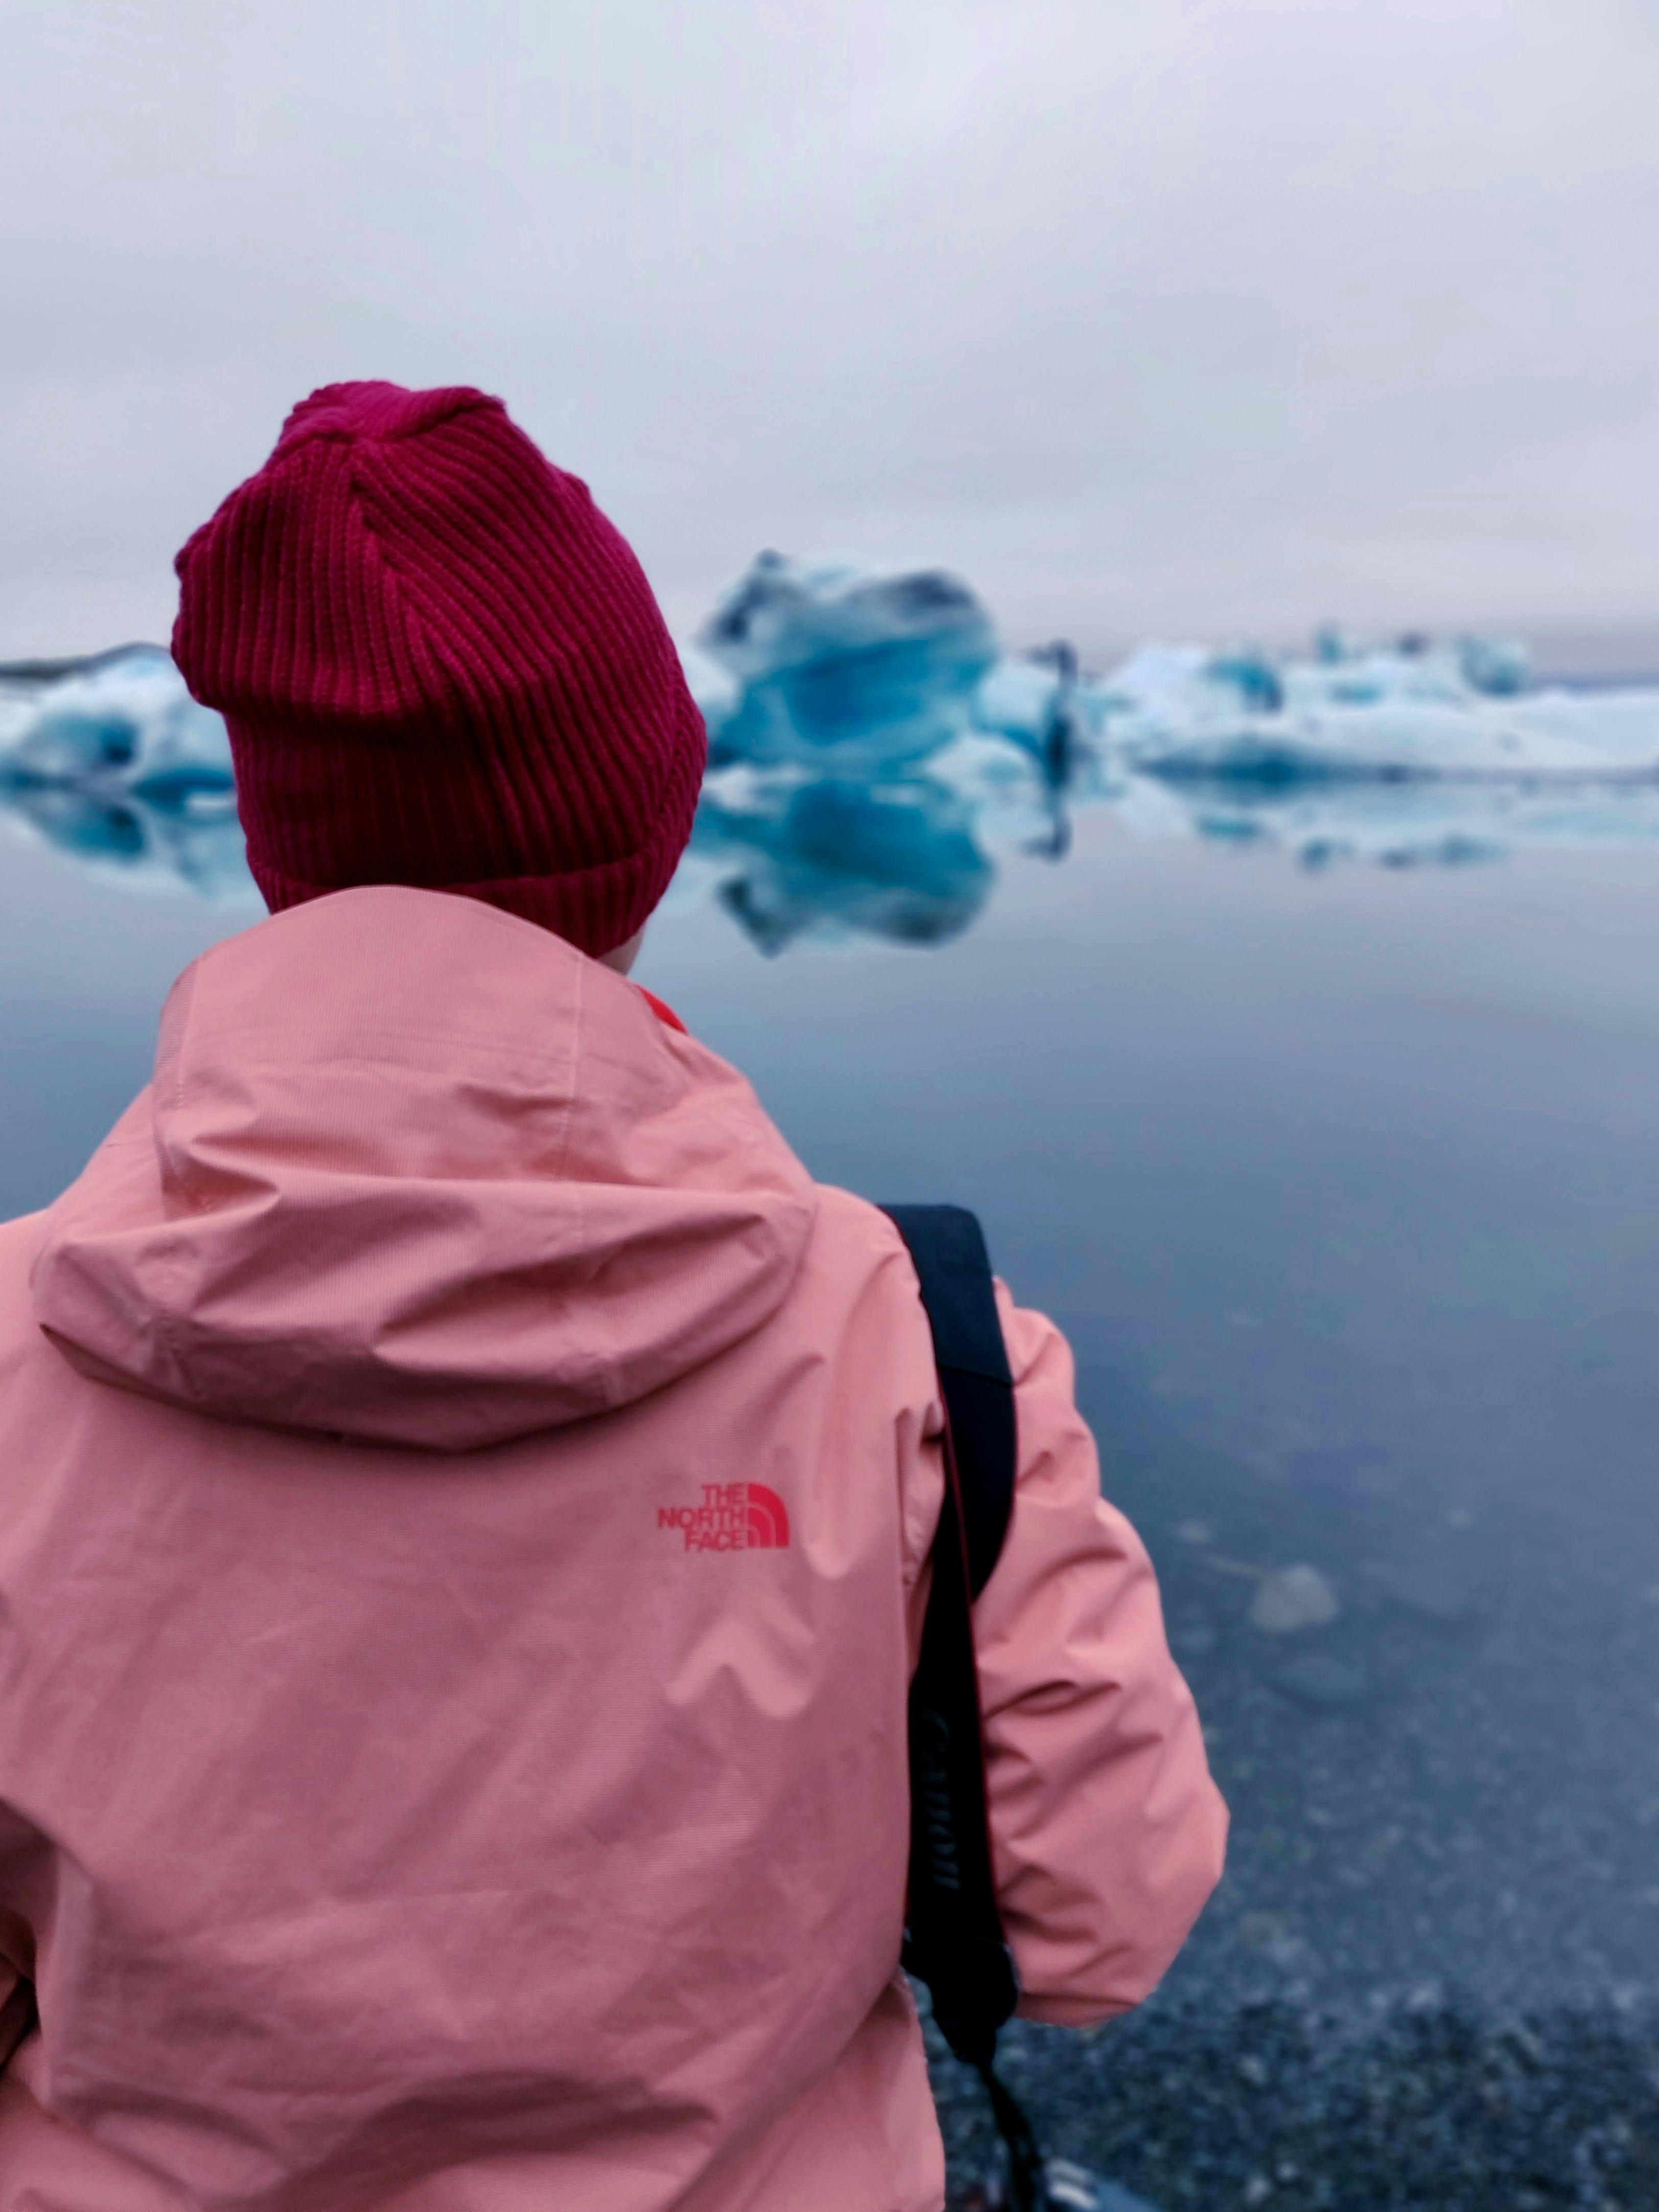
4,579,1659,2204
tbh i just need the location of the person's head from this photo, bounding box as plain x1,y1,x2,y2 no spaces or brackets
172,381,705,968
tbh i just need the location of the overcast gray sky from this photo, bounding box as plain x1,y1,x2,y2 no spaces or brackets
4,0,1657,662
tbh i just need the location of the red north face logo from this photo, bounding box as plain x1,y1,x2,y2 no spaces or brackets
657,1482,791,1552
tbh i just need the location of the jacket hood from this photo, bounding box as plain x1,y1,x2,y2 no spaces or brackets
31,887,817,1450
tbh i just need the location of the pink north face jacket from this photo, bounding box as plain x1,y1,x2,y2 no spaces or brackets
0,886,1225,2212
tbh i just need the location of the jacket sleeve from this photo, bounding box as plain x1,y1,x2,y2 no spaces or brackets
972,1285,1228,2026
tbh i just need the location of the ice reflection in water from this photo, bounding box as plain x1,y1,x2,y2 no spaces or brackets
692,773,994,954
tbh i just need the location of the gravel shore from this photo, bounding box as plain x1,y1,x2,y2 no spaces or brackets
916,1366,1659,2209
927,1998,1659,2210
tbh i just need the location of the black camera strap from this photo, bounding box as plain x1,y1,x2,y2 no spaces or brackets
880,1204,1050,2212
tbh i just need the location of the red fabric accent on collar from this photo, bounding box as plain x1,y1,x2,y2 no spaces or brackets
637,986,687,1034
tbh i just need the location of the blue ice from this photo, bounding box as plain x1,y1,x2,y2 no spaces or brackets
691,552,998,769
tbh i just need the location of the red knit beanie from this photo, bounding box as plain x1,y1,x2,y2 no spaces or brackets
172,381,705,956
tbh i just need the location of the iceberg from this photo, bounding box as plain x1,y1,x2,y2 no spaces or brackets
1089,637,1659,783
698,551,996,693
0,645,253,898
692,552,998,770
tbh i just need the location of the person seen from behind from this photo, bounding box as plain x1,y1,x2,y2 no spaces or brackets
0,382,1227,2211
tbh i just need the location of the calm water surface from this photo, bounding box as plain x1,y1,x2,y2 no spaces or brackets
4,814,1658,2081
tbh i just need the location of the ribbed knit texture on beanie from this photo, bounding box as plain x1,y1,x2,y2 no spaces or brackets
172,381,705,956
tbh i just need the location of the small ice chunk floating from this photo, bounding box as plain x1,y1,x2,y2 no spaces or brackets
6,558,1659,931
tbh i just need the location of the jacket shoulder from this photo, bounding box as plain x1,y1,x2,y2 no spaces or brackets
793,1182,942,1301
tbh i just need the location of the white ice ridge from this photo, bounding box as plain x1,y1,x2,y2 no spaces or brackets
1092,635,1659,782
5,555,1659,924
